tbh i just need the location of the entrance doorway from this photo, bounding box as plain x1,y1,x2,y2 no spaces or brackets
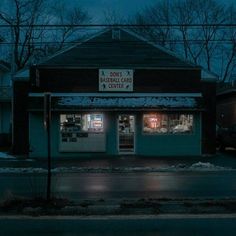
118,115,135,153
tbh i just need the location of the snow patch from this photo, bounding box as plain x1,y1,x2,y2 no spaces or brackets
189,162,227,171
0,152,16,159
0,162,232,174
0,167,46,173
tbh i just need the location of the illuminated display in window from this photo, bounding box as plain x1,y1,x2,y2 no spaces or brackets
60,113,104,143
143,113,193,134
143,114,168,133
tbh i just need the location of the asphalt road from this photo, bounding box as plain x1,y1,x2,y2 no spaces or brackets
0,171,236,200
0,215,236,235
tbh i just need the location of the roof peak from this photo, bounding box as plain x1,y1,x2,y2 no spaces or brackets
36,28,200,69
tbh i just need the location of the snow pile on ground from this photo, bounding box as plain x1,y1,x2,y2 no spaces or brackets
50,163,232,173
0,167,46,173
0,162,232,174
0,152,16,159
189,162,229,171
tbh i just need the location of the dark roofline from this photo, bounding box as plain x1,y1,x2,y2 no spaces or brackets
37,29,110,66
0,35,4,42
35,65,201,70
217,81,236,96
217,88,236,96
122,28,199,69
36,28,201,70
0,60,10,71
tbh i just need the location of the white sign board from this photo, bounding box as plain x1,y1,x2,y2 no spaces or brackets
99,69,133,92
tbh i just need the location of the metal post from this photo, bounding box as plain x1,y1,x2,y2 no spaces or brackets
44,93,51,201
10,20,16,152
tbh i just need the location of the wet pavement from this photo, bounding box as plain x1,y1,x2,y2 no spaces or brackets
0,171,236,200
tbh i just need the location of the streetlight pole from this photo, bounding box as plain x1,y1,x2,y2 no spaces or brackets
44,92,52,201
10,21,16,151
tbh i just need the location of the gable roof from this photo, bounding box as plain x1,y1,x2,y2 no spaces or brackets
38,28,200,70
0,60,10,72
14,68,30,81
217,82,236,96
201,68,218,82
0,35,4,42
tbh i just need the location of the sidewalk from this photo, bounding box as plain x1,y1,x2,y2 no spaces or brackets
0,150,235,170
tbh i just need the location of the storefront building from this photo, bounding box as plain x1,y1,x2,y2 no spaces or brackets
13,29,216,157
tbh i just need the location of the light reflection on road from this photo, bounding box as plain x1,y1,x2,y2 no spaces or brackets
0,172,236,200
54,173,184,198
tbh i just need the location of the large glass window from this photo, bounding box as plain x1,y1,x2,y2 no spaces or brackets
143,114,168,133
59,113,106,152
143,113,193,134
60,113,104,133
82,114,104,132
169,114,193,134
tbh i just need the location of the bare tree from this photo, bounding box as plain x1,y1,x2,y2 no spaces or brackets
103,8,123,25
131,0,233,81
132,0,176,50
0,0,91,71
194,0,226,70
50,1,90,51
173,0,226,70
0,0,50,70
220,5,236,82
173,0,203,63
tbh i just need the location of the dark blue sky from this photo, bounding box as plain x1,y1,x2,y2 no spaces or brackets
78,0,151,20
74,0,235,22
2,0,235,22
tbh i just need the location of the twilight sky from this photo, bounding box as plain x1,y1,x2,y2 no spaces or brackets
77,0,152,21
72,0,235,22
1,0,235,23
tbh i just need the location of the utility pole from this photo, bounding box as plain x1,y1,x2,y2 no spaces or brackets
44,93,52,201
10,17,16,153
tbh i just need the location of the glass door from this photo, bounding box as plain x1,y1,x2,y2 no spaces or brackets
118,115,135,153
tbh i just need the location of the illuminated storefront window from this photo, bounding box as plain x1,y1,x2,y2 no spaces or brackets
143,113,193,134
82,114,104,132
60,113,104,134
59,113,106,151
169,114,193,133
143,114,168,133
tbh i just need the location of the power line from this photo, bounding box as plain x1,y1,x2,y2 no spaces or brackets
0,24,236,28
0,39,235,46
